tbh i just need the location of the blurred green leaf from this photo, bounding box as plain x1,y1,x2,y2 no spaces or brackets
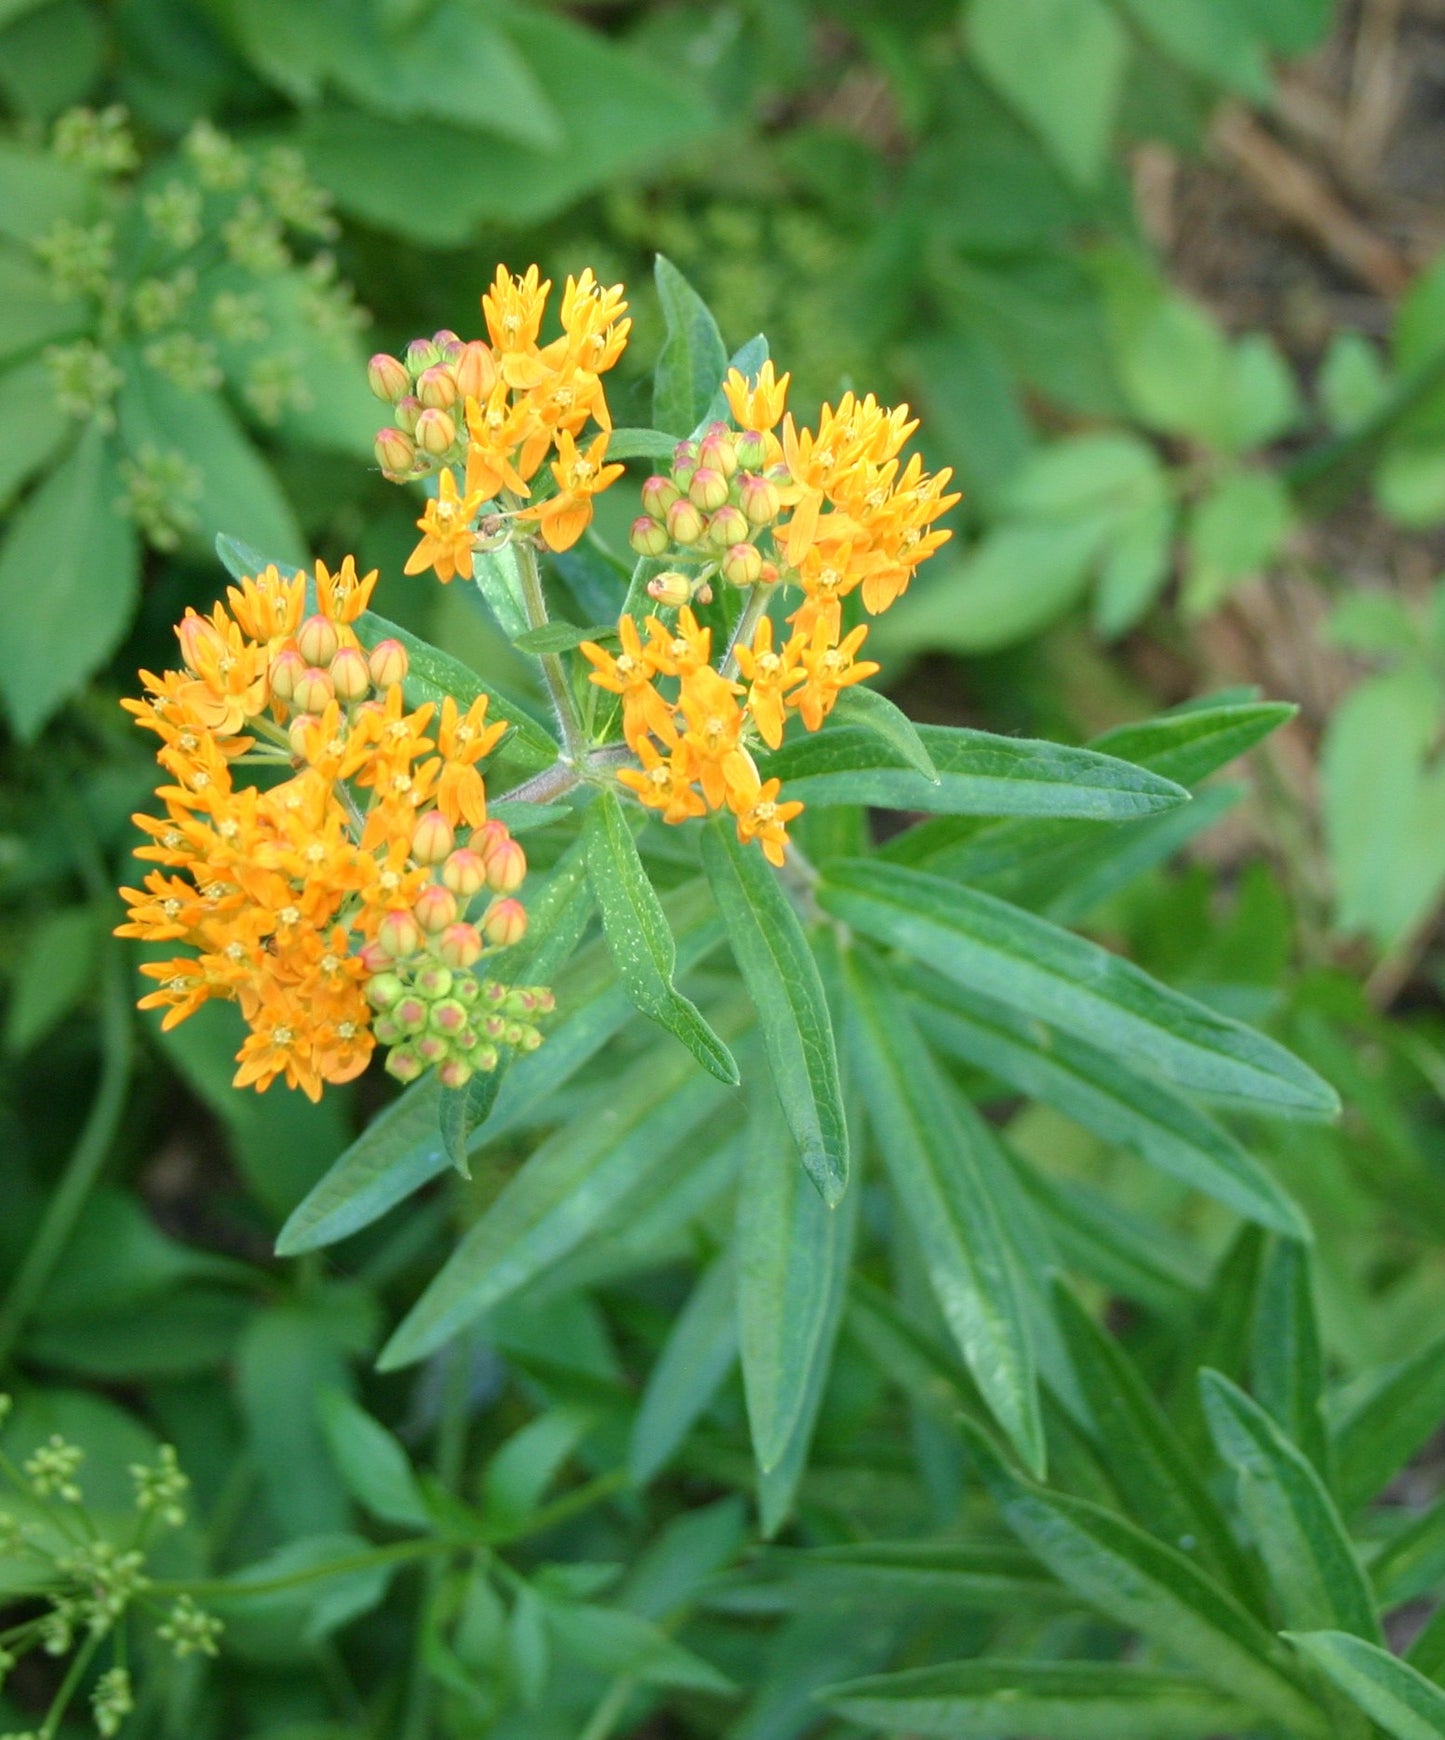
1183,470,1295,615
652,254,729,437
5,903,99,1052
318,1390,428,1530
629,1250,738,1484
1287,1631,1445,1740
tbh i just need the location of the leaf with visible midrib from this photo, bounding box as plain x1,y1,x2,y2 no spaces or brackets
818,858,1338,1117
1287,1630,1445,1740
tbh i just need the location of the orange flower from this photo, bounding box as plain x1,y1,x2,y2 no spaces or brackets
735,617,804,750
790,622,879,732
315,554,380,623
723,361,790,434
676,665,746,809
482,263,552,389
579,618,676,753
521,431,624,553
725,763,804,868
617,739,708,824
464,379,539,499
404,469,484,584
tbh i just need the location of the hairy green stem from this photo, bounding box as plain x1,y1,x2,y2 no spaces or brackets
498,742,633,807
514,536,586,759
720,582,778,681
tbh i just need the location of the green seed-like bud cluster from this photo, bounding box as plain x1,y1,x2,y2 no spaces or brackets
630,420,784,591
371,967,555,1089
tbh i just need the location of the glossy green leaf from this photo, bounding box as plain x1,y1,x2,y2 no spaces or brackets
960,1418,1327,1735
909,970,1307,1234
761,724,1187,819
825,685,939,780
0,424,139,740
1052,1284,1259,1604
844,955,1042,1473
1091,699,1296,787
819,859,1338,1116
1287,1631,1445,1740
276,881,723,1254
318,1390,428,1530
629,1251,738,1485
585,789,739,1084
823,1659,1255,1738
378,1001,743,1368
1251,1236,1331,1481
652,254,728,436
1201,1370,1379,1639
702,817,846,1201
736,1093,846,1473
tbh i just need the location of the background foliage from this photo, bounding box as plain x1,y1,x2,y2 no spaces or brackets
5,1,1445,1737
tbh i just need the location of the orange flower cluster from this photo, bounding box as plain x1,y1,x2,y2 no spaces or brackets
585,362,958,864
117,559,543,1099
368,264,630,581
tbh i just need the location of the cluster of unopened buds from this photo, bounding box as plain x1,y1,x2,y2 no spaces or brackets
368,330,493,485
0,1401,212,1738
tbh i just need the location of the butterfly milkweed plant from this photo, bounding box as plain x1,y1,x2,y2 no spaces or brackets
58,258,1434,1740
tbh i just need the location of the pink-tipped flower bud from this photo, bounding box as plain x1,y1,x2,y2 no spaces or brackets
441,847,487,898
415,364,458,410
411,809,456,866
759,560,780,585
469,820,511,866
288,715,311,758
482,1013,506,1039
405,337,441,374
707,504,749,547
739,473,780,524
378,908,422,960
368,353,410,402
687,466,728,512
735,429,768,469
374,425,416,477
531,988,556,1015
368,638,408,689
630,516,670,557
517,1024,543,1052
415,407,457,457
373,1014,403,1046
438,1057,473,1090
438,921,483,970
292,666,335,715
358,940,391,975
268,645,305,702
699,430,738,477
453,973,479,1004
414,962,453,999
722,542,764,587
673,439,698,469
483,898,527,948
329,645,371,701
414,1031,448,1065
641,474,680,520
432,327,462,356
454,340,497,401
386,1046,424,1083
666,499,705,545
364,971,405,1011
428,997,468,1035
393,994,428,1034
297,614,340,666
414,882,458,934
646,570,693,609
485,837,527,893
394,394,422,435
473,1043,500,1073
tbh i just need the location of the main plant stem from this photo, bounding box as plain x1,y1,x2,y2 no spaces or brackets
720,581,778,681
512,535,586,760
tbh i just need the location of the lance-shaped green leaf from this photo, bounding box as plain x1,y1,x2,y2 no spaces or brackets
603,428,680,462
652,255,728,436
701,818,846,1201
959,1418,1327,1736
736,1092,847,1474
760,725,1187,819
1052,1284,1260,1607
379,997,746,1367
824,685,938,780
277,882,724,1254
1201,1371,1380,1640
629,1250,738,1485
756,1541,1065,1611
1251,1236,1331,1482
214,533,557,772
585,789,738,1084
1093,698,1296,787
907,969,1307,1235
1332,1328,1445,1514
1286,1631,1445,1740
844,956,1042,1474
822,1659,1257,1739
317,1391,428,1530
819,860,1338,1117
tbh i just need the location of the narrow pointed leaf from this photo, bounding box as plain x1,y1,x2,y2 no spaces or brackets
602,427,680,462
1092,699,1296,787
908,969,1307,1235
702,817,846,1200
629,1251,738,1484
1251,1236,1331,1481
652,254,728,436
760,725,1187,819
819,859,1338,1116
844,955,1042,1474
1201,1370,1379,1640
737,1094,846,1473
1287,1630,1445,1740
1052,1284,1259,1606
317,1391,428,1529
960,1418,1327,1736
380,1002,745,1367
585,789,739,1084
762,1541,1065,1610
1332,1328,1445,1514
825,685,938,780
823,1659,1256,1738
